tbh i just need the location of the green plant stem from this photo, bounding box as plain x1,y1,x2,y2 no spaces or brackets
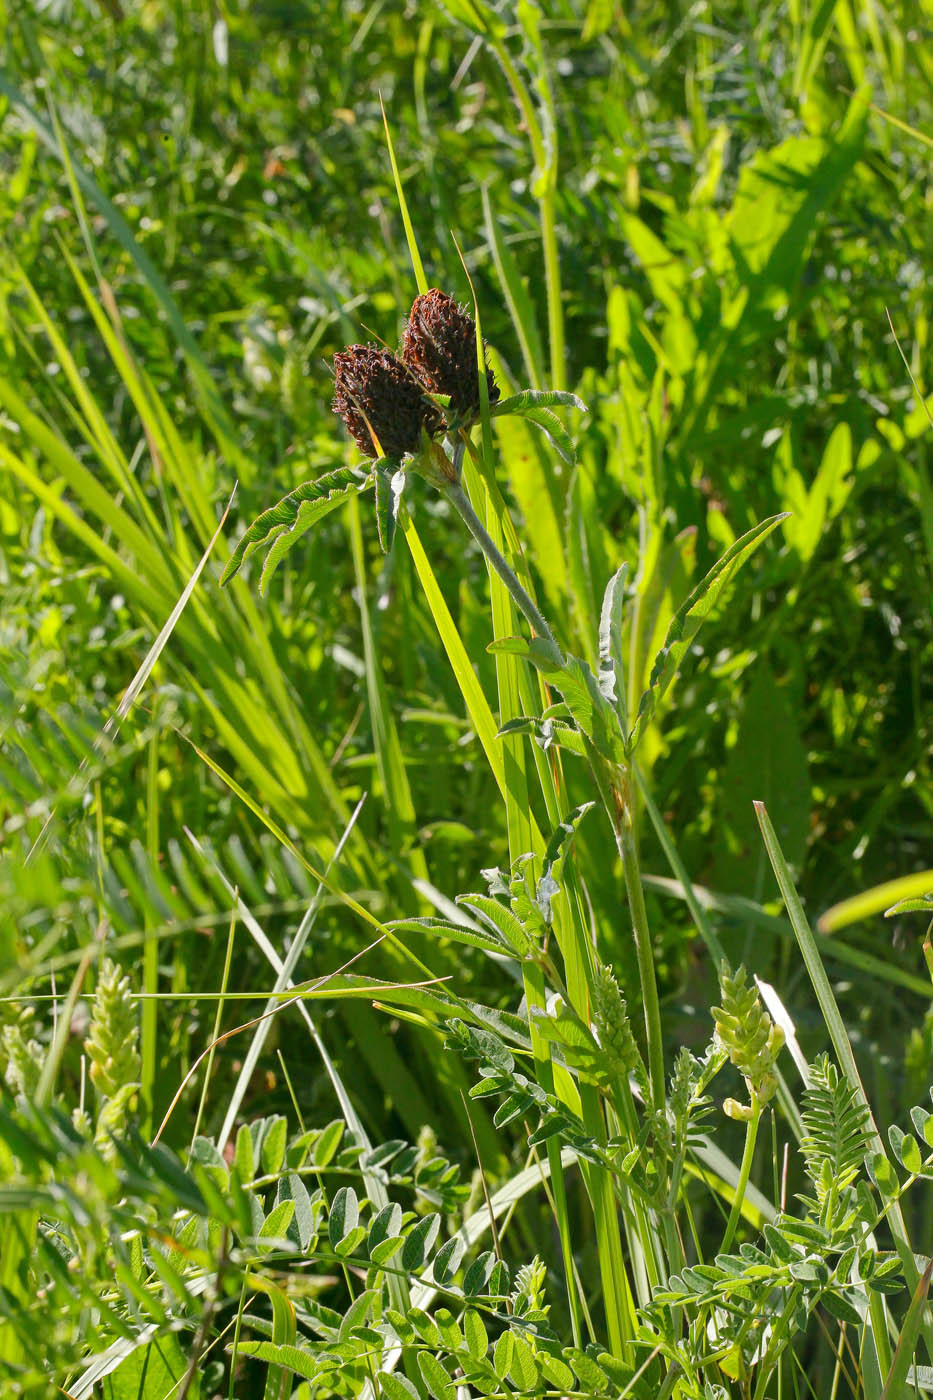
721,1099,762,1253
601,767,664,1116
443,480,560,653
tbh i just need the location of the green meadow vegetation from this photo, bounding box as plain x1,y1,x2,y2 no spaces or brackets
1,0,932,1395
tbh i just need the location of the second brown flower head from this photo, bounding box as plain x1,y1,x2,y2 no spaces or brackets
402,289,500,426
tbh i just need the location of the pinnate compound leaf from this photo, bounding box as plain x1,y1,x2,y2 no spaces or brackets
220,466,370,588
628,514,788,752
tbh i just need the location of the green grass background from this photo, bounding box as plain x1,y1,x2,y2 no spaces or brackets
0,0,931,1393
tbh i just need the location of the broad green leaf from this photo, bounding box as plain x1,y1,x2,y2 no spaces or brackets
497,715,588,758
889,1126,923,1174
328,1186,359,1250
538,803,594,921
628,514,788,752
508,1335,539,1390
276,1173,315,1251
378,1372,420,1400
374,461,405,555
493,1330,514,1380
463,1308,488,1360
408,1307,440,1346
492,389,585,413
219,467,369,588
261,1116,288,1177
335,1225,368,1257
431,1235,465,1285
369,1201,403,1250
311,1121,345,1168
371,1236,406,1265
100,1332,197,1399
234,1121,255,1185
462,1251,496,1296
401,1213,441,1271
418,1351,455,1400
434,1308,462,1350
259,1199,296,1242
236,1342,317,1381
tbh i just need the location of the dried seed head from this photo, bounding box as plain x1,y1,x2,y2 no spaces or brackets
332,344,444,459
402,289,500,425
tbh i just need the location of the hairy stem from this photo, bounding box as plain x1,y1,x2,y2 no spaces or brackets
442,479,561,653
722,1098,762,1253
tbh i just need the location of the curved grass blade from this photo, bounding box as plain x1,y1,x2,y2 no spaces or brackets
818,870,933,932
755,801,933,1371
627,513,788,753
481,185,545,386
381,95,428,297
219,467,370,589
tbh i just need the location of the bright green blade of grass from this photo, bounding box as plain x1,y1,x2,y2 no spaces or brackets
819,871,933,933
0,74,245,469
755,800,932,1375
347,494,430,893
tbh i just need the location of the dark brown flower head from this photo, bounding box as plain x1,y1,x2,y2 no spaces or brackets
402,289,500,425
333,344,444,460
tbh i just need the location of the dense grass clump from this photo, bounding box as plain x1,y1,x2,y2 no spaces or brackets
0,2,931,1396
